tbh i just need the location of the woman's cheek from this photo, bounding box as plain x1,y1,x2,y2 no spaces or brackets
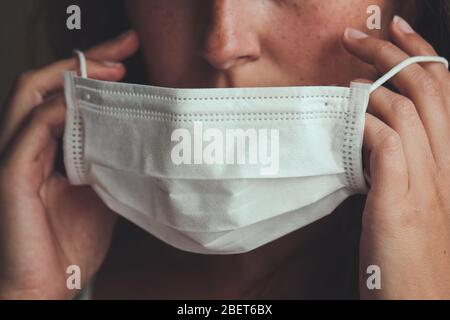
263,0,393,85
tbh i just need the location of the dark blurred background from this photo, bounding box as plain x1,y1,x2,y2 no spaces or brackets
0,1,55,108
0,0,133,110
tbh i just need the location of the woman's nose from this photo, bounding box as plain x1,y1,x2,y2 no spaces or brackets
201,0,261,71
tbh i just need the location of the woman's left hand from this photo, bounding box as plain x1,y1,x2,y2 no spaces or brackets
342,16,450,299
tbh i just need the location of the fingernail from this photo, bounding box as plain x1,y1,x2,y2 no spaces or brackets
393,16,415,34
116,30,133,40
345,28,369,40
101,61,123,68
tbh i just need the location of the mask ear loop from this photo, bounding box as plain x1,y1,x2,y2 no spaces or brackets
73,50,88,79
369,56,448,94
362,56,448,188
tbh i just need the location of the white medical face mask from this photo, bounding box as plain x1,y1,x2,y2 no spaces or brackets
63,52,448,255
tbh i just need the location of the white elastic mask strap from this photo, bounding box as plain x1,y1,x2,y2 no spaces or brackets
73,50,88,79
370,56,449,93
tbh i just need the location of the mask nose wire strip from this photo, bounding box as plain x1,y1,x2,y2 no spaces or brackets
73,50,88,79
369,56,449,94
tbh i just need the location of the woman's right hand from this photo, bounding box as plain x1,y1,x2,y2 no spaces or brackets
0,31,139,299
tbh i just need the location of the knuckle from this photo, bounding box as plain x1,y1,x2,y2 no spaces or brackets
378,128,402,153
415,72,441,97
375,138,405,174
416,42,437,56
381,133,402,152
376,41,396,58
390,96,417,120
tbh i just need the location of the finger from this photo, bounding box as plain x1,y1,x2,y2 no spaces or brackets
85,30,140,62
390,16,449,80
8,58,125,107
343,27,428,98
40,138,58,183
6,96,66,170
363,113,408,200
0,31,139,154
367,84,436,185
0,60,125,155
4,30,138,110
343,28,450,163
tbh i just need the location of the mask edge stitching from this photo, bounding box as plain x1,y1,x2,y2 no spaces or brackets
75,85,350,101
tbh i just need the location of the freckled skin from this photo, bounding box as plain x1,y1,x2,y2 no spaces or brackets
126,0,399,88
94,0,415,299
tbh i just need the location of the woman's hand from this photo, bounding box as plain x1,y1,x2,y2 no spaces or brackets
0,31,139,299
343,16,450,299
